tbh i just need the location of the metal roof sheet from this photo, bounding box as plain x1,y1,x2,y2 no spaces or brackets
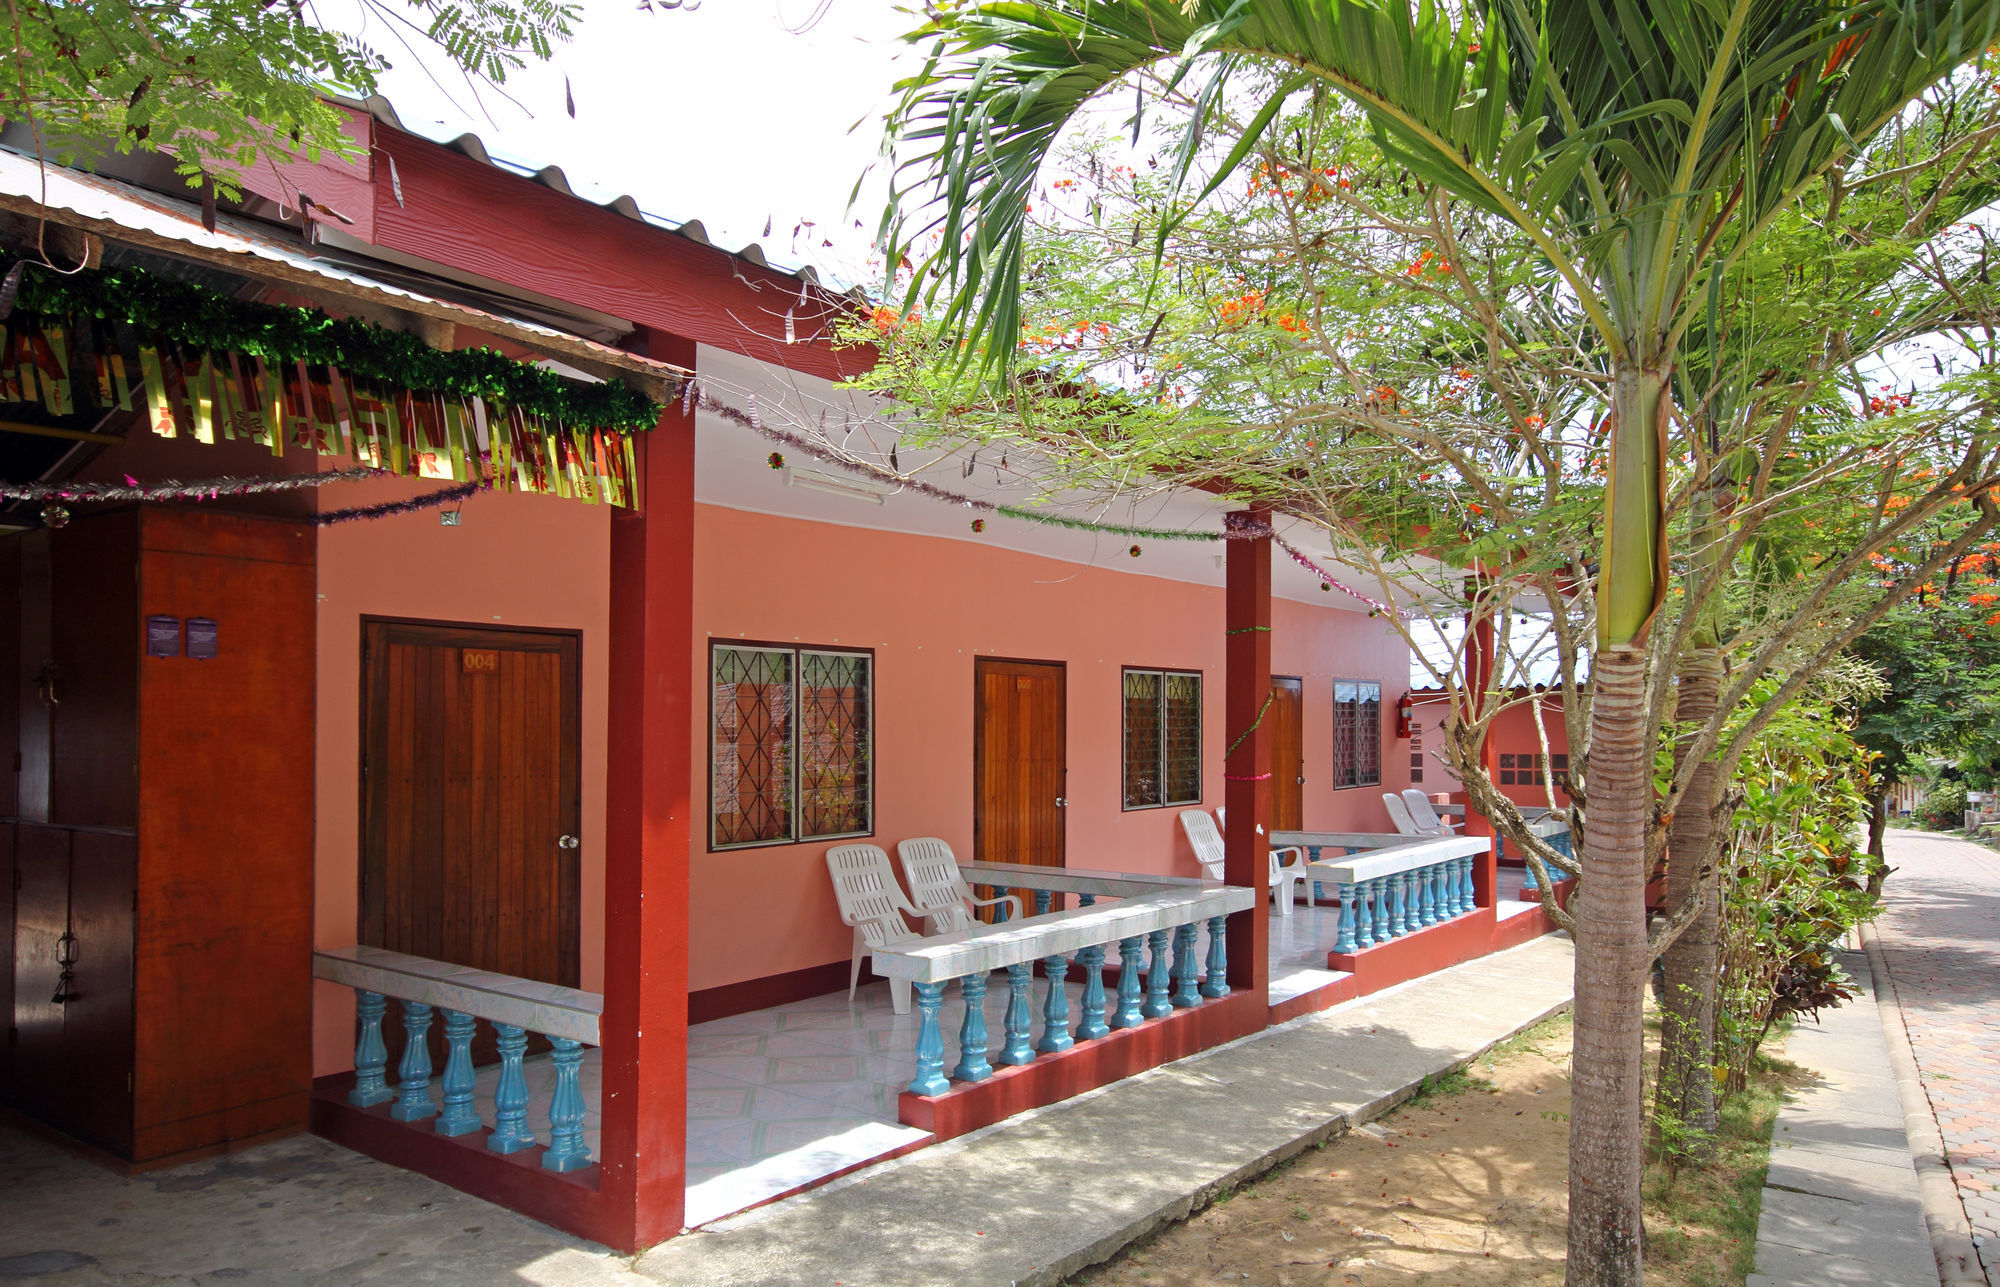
351,95,860,296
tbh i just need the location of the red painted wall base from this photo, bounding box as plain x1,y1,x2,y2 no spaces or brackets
899,991,1264,1141
309,1077,618,1247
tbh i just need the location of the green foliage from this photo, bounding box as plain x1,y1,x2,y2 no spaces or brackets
1715,684,1878,1092
0,0,579,197
1919,776,1969,831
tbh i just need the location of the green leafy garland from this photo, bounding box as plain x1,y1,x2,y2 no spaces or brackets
6,258,665,430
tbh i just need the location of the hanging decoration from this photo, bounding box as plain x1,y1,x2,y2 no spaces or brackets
0,259,661,508
1129,543,1142,557
313,481,485,527
970,517,985,533
1222,513,1403,615
699,384,1217,543
767,451,785,470
0,465,381,504
40,500,68,528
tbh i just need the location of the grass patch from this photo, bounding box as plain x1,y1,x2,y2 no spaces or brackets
1639,1030,1799,1287
1405,1064,1495,1106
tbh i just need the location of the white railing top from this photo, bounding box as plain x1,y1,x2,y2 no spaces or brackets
1305,834,1492,885
870,886,1256,984
1268,830,1429,851
960,860,1207,898
313,946,601,1045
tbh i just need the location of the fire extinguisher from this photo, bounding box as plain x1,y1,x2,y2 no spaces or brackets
1396,690,1415,739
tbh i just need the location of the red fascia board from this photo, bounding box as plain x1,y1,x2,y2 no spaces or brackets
366,128,873,382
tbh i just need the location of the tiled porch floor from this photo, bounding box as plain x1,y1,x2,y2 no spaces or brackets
474,879,1557,1231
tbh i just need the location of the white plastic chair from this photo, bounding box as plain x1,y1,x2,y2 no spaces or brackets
824,844,921,1014
895,837,1024,933
1382,791,1422,835
1402,789,1465,835
1179,809,1313,915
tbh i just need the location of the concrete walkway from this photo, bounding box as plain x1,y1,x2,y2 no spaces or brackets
0,934,1574,1287
1876,831,2000,1285
635,933,1575,1287
1749,948,1933,1287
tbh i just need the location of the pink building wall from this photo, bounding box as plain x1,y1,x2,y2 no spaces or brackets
308,492,1413,1070
310,478,613,1077
687,504,1413,993
1412,692,1572,812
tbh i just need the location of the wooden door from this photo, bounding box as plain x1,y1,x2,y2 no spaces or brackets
1270,677,1304,832
360,621,582,1004
973,659,1067,871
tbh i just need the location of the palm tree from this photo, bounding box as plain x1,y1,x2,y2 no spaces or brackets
880,4,1997,1283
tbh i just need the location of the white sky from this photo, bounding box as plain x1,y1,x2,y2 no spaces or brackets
318,0,918,284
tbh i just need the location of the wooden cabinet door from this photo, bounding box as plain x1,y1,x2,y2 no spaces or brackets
1270,677,1304,831
360,621,582,997
973,659,1067,871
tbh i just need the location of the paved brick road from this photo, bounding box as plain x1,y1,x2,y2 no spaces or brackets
1879,831,2000,1286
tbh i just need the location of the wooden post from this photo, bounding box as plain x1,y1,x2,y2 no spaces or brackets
1223,512,1270,1001
598,329,696,1249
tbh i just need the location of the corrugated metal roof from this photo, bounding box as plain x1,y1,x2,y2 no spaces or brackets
0,146,690,399
352,95,862,297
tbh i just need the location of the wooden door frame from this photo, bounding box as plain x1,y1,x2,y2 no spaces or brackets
358,616,584,985
971,655,1067,869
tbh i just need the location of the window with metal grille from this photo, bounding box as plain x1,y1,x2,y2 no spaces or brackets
1333,680,1383,788
710,643,872,849
1123,668,1201,809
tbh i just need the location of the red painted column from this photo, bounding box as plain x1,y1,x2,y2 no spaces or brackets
1223,512,1270,1001
1462,600,1499,908
598,330,696,1249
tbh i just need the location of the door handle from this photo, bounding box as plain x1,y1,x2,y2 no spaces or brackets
52,930,77,1005
557,834,581,850
1054,797,1067,808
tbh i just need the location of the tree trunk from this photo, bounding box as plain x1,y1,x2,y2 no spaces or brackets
1653,646,1721,1160
1866,788,1890,895
1567,646,1653,1287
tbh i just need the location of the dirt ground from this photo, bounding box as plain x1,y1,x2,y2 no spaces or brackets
1070,1013,1781,1287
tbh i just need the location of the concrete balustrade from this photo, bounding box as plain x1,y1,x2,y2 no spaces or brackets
314,946,601,1173
869,876,1256,1098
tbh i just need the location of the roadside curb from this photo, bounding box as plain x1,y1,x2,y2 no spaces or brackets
1861,918,1986,1285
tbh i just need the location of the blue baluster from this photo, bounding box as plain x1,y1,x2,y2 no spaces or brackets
1461,855,1477,910
994,888,1012,923
1172,924,1202,1008
1111,937,1146,1028
1444,859,1462,915
1200,915,1230,998
1390,873,1409,936
1143,929,1174,1019
434,1009,480,1136
1037,954,1073,1053
348,990,393,1108
908,981,950,1095
1420,866,1439,927
996,962,1037,1065
1354,879,1375,949
487,1024,534,1154
1079,892,1097,908
389,1000,437,1122
1034,889,1053,916
1077,945,1110,1040
1335,885,1359,954
1375,876,1395,939
1454,859,1470,913
1523,854,1541,892
953,974,992,1082
541,1037,590,1171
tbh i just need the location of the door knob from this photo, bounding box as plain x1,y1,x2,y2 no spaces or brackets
1054,797,1067,808
557,834,581,850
